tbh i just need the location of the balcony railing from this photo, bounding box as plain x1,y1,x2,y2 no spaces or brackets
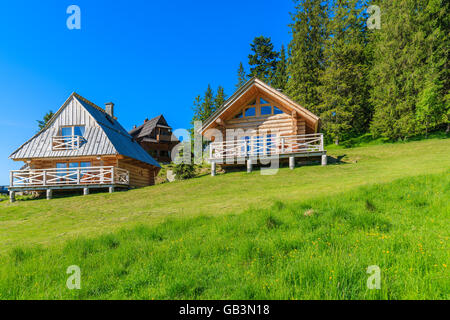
209,133,324,159
10,166,129,188
52,135,86,151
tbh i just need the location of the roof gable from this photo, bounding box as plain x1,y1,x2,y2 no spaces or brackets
199,78,320,135
129,114,171,139
10,93,160,168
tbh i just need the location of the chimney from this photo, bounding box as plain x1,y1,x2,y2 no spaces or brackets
133,125,137,129
144,118,149,123
105,102,115,118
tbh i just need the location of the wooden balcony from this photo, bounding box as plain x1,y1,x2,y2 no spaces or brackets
209,133,325,160
52,135,86,151
9,166,129,190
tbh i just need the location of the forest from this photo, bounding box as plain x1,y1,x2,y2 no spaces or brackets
192,0,449,144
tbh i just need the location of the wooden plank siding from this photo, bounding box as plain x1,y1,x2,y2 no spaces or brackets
118,157,157,187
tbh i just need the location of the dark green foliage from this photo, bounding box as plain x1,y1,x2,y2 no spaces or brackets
191,84,227,126
236,62,247,89
247,36,280,83
369,0,449,140
287,0,328,114
173,163,196,180
272,44,288,91
317,0,370,144
37,110,54,131
214,86,226,110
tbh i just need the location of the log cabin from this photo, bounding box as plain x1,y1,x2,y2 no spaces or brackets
198,77,327,175
8,92,161,201
129,115,178,163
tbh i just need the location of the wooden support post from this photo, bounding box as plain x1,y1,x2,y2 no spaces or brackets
247,159,253,173
289,156,295,170
9,191,15,203
83,188,89,196
321,154,327,166
46,189,53,200
211,161,216,177
109,186,114,193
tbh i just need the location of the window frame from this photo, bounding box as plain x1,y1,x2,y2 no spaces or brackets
59,125,85,137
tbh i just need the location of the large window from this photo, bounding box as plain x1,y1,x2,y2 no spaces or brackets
244,107,256,117
232,97,284,119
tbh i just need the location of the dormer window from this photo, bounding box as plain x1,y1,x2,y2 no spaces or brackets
52,126,86,151
60,126,85,137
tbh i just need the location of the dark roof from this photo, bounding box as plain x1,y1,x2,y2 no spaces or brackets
129,114,175,141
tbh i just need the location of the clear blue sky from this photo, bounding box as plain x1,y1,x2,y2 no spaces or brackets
0,0,294,184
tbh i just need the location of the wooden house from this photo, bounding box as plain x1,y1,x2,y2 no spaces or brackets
129,115,178,163
198,78,327,175
8,93,161,201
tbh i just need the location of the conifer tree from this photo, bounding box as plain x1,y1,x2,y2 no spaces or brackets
247,36,279,83
317,0,370,144
214,86,227,110
272,44,288,91
369,0,448,139
287,0,328,114
236,62,247,89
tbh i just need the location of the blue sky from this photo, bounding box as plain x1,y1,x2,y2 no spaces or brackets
0,0,294,184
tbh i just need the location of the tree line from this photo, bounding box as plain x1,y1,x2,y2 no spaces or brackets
192,0,448,144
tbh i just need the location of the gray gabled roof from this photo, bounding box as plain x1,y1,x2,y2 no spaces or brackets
9,93,160,168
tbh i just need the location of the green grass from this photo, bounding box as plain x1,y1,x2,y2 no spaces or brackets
0,137,449,299
0,173,448,299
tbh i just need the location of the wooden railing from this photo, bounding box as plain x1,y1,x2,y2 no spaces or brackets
52,135,86,151
10,166,129,188
209,133,324,159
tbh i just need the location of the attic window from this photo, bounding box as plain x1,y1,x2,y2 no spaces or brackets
234,112,243,119
60,126,85,137
53,126,86,151
244,107,256,117
273,107,284,115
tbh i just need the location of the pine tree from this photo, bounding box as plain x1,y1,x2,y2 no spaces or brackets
369,0,448,139
247,36,279,83
287,0,328,114
272,44,288,91
214,86,227,110
191,85,226,125
236,62,247,89
317,0,370,144
37,110,54,131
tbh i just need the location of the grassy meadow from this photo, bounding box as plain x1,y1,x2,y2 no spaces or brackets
0,137,448,299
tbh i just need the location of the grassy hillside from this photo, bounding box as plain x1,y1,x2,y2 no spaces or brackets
0,138,448,299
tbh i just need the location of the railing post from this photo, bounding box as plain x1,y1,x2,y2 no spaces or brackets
209,143,213,159
281,138,285,154
320,134,324,151
10,171,13,188
244,140,248,157
111,167,115,184
77,169,81,185
43,170,47,186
